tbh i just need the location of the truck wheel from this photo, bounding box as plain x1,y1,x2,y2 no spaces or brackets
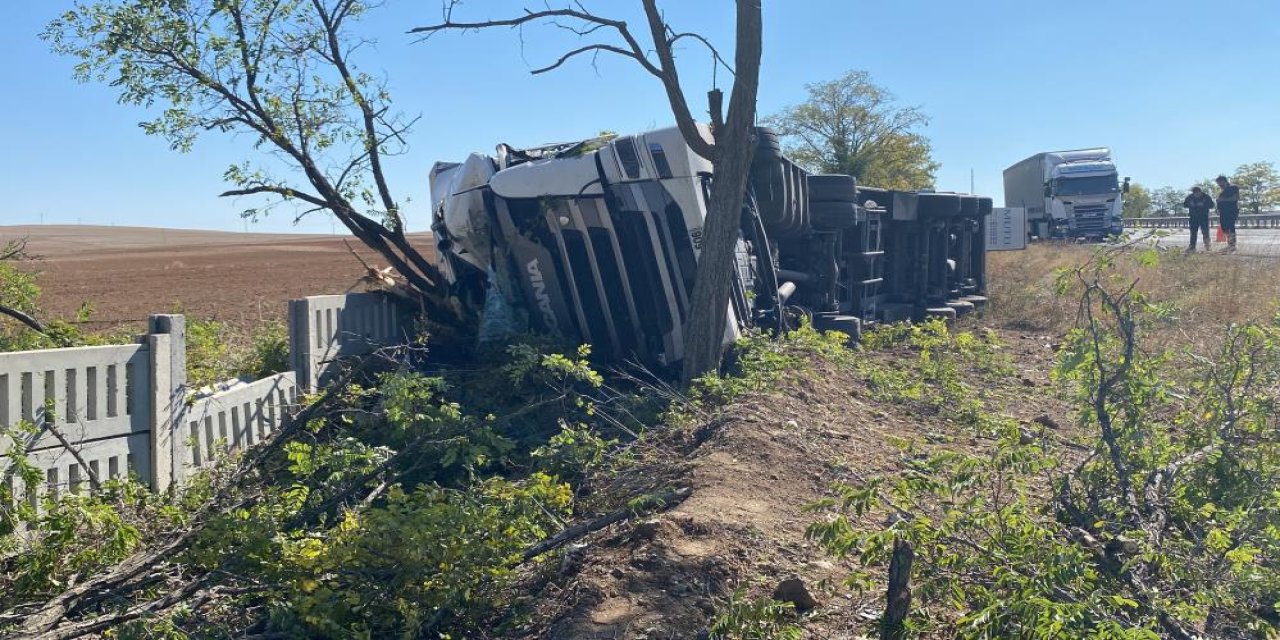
750,165,787,229
749,128,787,230
755,127,782,156
810,201,859,230
807,174,857,202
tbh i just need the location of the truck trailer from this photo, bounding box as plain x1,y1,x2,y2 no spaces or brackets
1003,149,1128,240
430,125,992,371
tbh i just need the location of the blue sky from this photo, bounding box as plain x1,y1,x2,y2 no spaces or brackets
2,0,1277,233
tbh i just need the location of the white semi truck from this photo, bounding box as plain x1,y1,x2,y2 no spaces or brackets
1003,149,1128,240
429,125,993,371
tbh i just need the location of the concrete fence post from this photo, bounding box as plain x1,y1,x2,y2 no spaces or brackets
288,298,315,392
147,314,186,492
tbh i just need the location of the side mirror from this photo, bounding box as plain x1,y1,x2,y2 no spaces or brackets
1043,183,1052,198
1122,177,1131,193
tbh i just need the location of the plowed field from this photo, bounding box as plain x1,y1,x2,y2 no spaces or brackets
2,225,433,331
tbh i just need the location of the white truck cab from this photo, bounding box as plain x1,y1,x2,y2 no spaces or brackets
1005,148,1128,240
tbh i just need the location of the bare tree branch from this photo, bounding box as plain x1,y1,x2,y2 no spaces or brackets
219,185,329,209
43,422,104,493
409,5,664,81
312,0,404,235
530,43,648,74
640,0,715,159
667,31,734,76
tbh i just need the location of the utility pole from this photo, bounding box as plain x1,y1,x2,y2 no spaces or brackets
970,168,975,194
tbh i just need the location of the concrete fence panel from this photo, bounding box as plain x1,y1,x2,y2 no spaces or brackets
3,292,413,507
289,292,410,391
1,342,156,506
180,372,298,479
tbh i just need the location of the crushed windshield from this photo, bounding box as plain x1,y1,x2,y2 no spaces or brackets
1054,175,1118,197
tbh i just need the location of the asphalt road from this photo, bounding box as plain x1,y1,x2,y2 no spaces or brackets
1129,228,1280,257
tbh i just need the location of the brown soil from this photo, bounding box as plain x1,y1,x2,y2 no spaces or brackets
2,225,433,331
510,326,1077,639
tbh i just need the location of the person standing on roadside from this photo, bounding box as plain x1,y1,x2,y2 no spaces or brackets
1216,175,1240,252
1183,186,1215,252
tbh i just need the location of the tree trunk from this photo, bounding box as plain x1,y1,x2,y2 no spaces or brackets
881,538,914,640
680,0,762,384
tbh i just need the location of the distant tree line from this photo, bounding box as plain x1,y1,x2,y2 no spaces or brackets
1124,161,1280,218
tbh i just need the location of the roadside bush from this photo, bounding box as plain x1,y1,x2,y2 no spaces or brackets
186,318,291,388
0,421,185,613
186,318,238,388
808,426,1152,639
811,246,1280,638
854,319,1011,435
2,342,609,638
691,323,852,408
532,421,614,480
245,320,290,379
279,474,571,637
708,590,803,640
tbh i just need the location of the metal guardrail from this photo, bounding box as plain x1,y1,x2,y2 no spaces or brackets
1129,212,1280,229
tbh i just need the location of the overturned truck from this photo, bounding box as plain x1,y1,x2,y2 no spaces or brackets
430,125,991,370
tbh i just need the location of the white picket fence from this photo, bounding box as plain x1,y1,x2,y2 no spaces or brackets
1,292,409,506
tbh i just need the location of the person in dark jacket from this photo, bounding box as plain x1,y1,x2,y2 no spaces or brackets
1183,187,1215,251
1216,175,1241,252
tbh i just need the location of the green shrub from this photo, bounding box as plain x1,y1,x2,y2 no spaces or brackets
185,318,291,388
813,248,1280,638
279,474,572,638
532,421,613,480
807,426,1156,639
691,323,852,407
186,318,239,388
708,590,803,640
853,320,1012,435
246,320,290,379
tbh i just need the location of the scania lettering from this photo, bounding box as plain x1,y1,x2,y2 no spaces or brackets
526,258,558,333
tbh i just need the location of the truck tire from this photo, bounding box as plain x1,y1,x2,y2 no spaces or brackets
810,201,859,230
808,174,857,203
750,128,788,230
755,127,782,156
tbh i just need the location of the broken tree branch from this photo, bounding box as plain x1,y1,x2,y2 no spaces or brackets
43,422,103,493
522,486,690,561
4,353,388,637
1,238,28,262
0,303,45,334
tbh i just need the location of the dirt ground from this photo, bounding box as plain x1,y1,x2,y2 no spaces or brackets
511,325,1078,639
2,225,433,331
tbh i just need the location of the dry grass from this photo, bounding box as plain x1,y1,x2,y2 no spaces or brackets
987,242,1280,352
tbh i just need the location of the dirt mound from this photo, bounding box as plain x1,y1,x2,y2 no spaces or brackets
514,330,1071,639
